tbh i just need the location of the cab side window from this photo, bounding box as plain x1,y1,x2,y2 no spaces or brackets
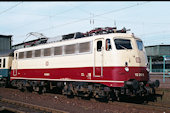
97,41,102,52
106,39,112,51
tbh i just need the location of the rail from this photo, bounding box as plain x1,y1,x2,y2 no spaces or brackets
0,97,69,113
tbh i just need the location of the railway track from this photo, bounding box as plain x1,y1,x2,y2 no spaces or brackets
0,106,25,113
0,87,170,113
147,102,170,110
0,97,69,113
107,100,170,112
75,92,170,112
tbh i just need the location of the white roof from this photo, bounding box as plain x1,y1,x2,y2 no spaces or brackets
15,33,137,53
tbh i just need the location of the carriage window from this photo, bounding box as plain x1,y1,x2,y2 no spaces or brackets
114,39,132,50
79,42,91,53
106,39,112,51
44,48,51,56
136,40,143,51
0,59,1,68
97,41,102,52
26,51,32,58
3,58,5,68
64,44,76,54
35,49,41,57
54,46,62,55
19,52,24,59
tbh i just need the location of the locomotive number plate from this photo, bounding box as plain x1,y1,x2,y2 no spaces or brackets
135,73,144,77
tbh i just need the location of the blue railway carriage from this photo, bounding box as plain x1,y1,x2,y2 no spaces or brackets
0,50,14,87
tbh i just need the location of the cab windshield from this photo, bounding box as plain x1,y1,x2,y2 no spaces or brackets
136,40,143,51
114,39,132,50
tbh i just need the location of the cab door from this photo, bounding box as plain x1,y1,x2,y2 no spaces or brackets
94,38,104,77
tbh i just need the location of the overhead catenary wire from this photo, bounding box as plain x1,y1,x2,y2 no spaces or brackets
0,2,23,15
3,2,90,33
73,5,170,27
37,2,150,32
14,2,150,39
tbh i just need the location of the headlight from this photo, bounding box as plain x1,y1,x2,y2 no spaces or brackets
125,67,129,72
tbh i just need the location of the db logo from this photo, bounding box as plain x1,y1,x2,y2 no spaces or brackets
45,61,49,66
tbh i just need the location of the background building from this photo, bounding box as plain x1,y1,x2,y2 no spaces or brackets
145,45,170,73
0,35,12,51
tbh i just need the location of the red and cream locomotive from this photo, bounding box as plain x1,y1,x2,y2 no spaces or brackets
9,27,159,100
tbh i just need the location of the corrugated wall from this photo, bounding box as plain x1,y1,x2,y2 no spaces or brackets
159,45,170,56
145,45,170,56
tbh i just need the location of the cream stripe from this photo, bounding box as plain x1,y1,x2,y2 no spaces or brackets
11,77,124,83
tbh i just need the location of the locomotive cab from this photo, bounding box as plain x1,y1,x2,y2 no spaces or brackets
105,33,160,96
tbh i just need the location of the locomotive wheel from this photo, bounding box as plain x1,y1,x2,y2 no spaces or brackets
151,88,155,94
38,86,46,94
67,92,74,98
19,85,26,92
0,78,8,88
26,86,33,92
116,96,122,102
115,90,122,102
0,83,5,88
62,84,74,98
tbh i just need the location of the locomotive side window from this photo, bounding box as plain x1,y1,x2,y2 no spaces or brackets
44,48,51,56
26,51,32,58
19,52,24,59
64,44,76,54
0,59,1,68
136,40,143,51
35,49,41,57
79,42,91,53
97,41,102,52
54,46,62,55
106,39,112,51
114,39,132,50
3,58,5,68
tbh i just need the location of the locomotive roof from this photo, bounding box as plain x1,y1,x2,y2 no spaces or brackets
0,49,15,57
14,33,139,53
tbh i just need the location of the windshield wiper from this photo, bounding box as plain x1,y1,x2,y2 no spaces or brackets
119,45,128,50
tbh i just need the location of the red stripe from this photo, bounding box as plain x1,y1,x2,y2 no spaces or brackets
11,67,149,87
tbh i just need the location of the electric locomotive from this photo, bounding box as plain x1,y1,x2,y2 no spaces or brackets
10,27,160,100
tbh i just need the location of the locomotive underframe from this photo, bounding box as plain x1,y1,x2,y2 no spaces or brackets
0,77,10,87
10,79,159,101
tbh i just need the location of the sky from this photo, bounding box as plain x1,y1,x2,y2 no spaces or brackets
0,1,170,46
